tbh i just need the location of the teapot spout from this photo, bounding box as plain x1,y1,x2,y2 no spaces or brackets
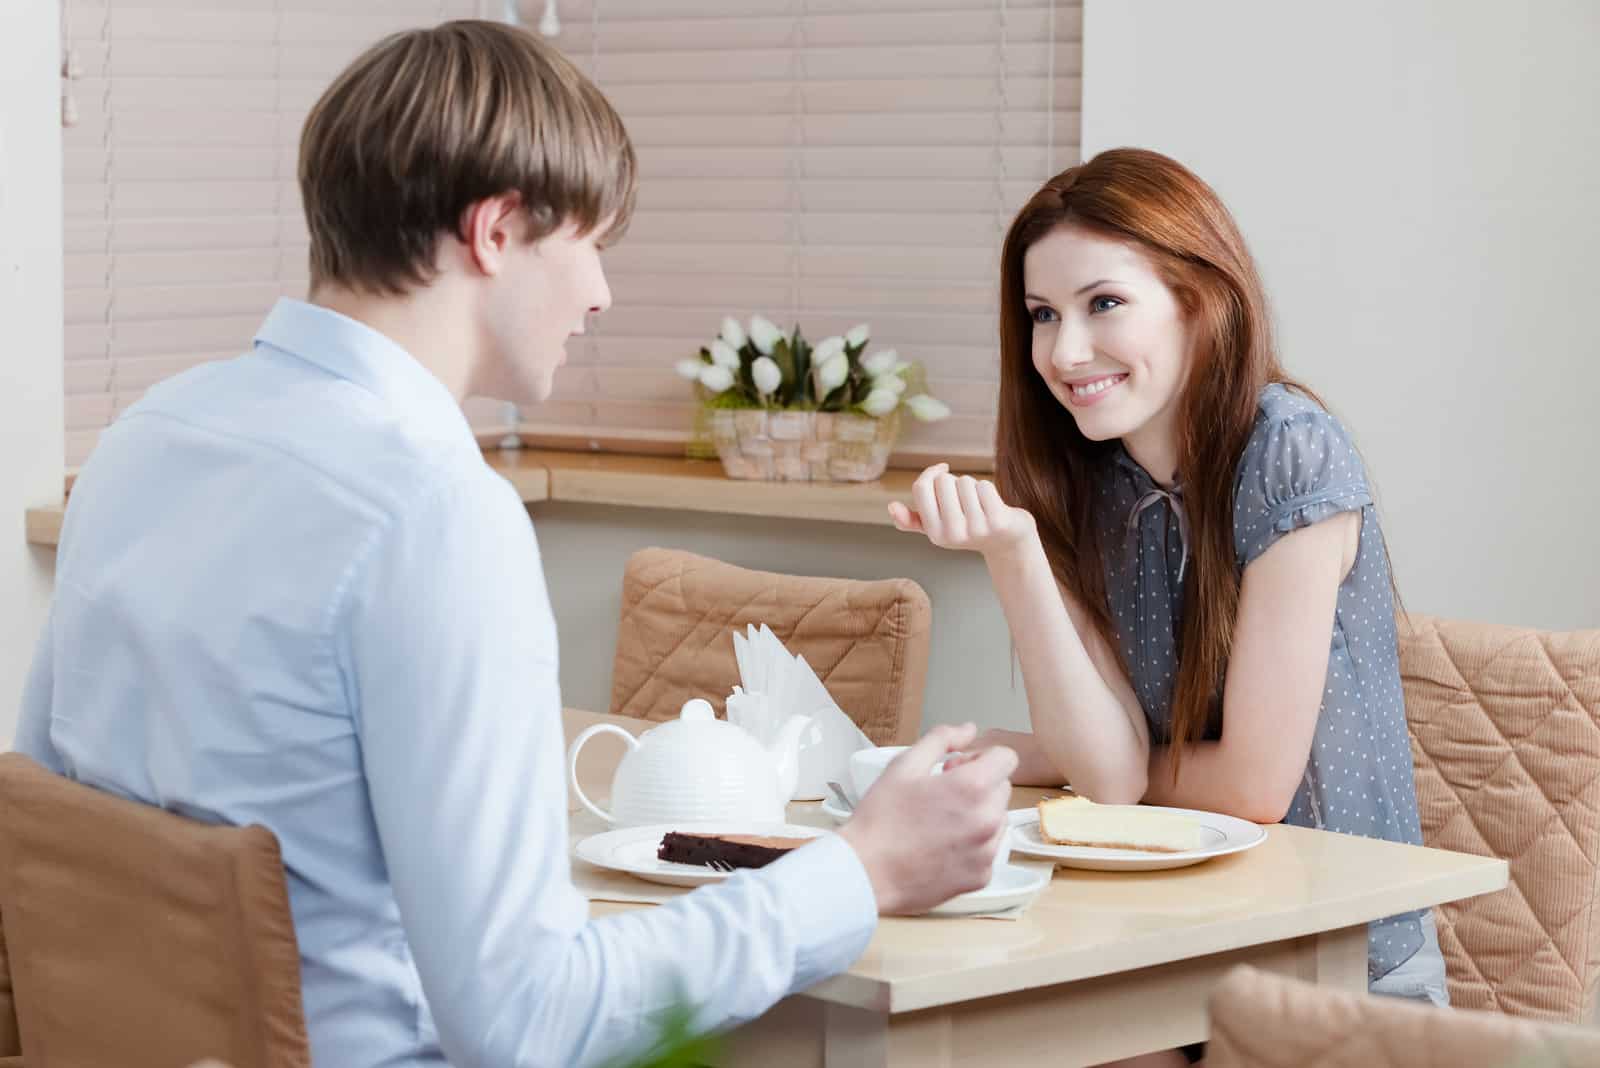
768,713,813,804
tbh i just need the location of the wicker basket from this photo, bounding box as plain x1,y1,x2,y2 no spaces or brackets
709,409,899,482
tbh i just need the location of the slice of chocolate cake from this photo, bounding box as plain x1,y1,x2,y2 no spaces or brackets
657,832,811,870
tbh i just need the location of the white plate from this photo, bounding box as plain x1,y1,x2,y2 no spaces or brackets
819,796,853,823
924,863,1052,916
574,822,830,888
1008,805,1268,871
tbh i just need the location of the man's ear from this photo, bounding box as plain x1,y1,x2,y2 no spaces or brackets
460,192,525,278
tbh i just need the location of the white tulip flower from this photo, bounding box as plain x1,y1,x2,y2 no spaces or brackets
845,322,871,348
813,350,850,395
860,388,900,417
752,356,782,396
874,372,907,395
709,339,740,369
699,364,736,392
861,348,899,377
748,315,784,355
905,394,951,421
675,358,706,381
812,335,846,364
720,316,747,350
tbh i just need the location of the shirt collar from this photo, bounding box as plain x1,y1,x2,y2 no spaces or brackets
252,298,476,448
1112,445,1182,495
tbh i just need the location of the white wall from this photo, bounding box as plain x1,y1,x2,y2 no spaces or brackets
534,502,1031,731
1083,0,1599,629
0,0,65,745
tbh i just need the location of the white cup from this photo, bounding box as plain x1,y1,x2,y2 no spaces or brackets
847,745,908,802
849,744,1012,887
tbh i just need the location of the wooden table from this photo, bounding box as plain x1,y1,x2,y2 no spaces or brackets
564,709,1509,1067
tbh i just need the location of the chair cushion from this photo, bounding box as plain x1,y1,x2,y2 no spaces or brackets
1208,964,1600,1068
610,547,932,745
1400,614,1600,1022
0,753,309,1068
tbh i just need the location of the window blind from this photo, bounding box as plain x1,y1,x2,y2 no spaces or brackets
61,1,1081,469
59,0,495,468
544,0,1082,466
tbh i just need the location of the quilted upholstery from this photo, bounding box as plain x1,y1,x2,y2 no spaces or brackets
1399,614,1600,1023
0,753,309,1068
0,911,16,1057
610,547,932,745
1208,964,1600,1068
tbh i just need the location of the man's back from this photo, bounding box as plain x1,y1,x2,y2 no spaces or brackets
24,301,496,1065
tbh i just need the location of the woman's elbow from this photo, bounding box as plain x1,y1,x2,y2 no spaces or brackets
1237,780,1297,825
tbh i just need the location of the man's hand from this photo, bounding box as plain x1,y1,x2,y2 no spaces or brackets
837,723,1017,915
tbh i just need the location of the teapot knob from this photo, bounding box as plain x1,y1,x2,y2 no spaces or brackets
680,698,715,722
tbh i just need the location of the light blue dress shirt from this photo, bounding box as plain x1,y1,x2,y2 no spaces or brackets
17,299,878,1068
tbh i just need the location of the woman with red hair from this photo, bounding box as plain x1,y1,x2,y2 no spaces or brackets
892,148,1445,1065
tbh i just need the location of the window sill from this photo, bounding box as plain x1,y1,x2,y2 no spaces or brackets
25,447,946,549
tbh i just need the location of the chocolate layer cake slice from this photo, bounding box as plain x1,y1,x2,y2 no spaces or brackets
657,831,811,870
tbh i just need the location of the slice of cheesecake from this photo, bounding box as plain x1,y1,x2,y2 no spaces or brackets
657,831,812,870
1036,795,1205,853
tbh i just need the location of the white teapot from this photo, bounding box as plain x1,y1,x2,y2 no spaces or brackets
566,699,812,827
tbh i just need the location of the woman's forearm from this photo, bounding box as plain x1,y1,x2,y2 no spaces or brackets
1143,742,1295,824
984,536,1148,802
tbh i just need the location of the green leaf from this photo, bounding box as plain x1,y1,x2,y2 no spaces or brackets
770,337,795,397
791,330,812,405
600,1000,723,1068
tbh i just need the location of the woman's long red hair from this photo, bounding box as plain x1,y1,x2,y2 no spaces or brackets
996,148,1314,768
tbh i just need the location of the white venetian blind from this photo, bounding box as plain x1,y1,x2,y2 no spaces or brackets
59,0,500,468
61,1,1081,469
542,0,1082,466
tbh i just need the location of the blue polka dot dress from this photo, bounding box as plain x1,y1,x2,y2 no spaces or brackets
1094,383,1426,980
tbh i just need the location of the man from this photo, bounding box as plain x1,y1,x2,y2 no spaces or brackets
16,21,1016,1068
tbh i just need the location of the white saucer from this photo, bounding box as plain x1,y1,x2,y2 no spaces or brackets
574,822,830,888
1008,805,1267,872
819,796,853,823
925,863,1051,916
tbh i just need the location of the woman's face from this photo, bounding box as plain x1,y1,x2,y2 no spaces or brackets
1023,224,1192,450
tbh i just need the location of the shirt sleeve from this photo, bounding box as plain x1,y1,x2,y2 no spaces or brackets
1232,404,1372,570
341,469,877,1068
14,602,66,773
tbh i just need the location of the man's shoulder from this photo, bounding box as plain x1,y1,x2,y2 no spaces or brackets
97,353,506,563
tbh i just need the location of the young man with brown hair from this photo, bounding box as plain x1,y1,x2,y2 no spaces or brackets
17,21,1015,1068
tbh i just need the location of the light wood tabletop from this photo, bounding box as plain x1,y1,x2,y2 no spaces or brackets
564,708,1509,1067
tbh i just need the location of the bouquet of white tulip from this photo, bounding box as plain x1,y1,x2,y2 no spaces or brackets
680,317,950,482
677,316,951,422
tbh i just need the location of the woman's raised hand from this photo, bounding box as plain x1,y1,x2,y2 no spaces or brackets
888,463,1037,557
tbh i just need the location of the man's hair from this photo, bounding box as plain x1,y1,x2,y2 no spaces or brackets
299,19,636,296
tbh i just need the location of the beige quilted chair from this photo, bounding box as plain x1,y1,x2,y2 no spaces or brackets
0,753,309,1068
1207,964,1600,1068
1399,614,1600,1023
610,547,932,745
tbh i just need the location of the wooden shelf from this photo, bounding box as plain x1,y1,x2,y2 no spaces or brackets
25,448,932,549
25,505,63,548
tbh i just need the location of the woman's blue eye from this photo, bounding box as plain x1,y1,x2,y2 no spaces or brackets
1030,306,1058,324
1090,295,1123,313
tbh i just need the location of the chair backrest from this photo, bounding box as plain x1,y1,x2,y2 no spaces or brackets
1207,964,1600,1068
0,753,310,1068
0,907,19,1065
1399,613,1600,1024
610,547,933,745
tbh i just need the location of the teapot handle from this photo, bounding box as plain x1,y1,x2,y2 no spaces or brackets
567,724,641,825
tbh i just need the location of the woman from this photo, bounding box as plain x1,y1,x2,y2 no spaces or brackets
891,149,1445,1065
